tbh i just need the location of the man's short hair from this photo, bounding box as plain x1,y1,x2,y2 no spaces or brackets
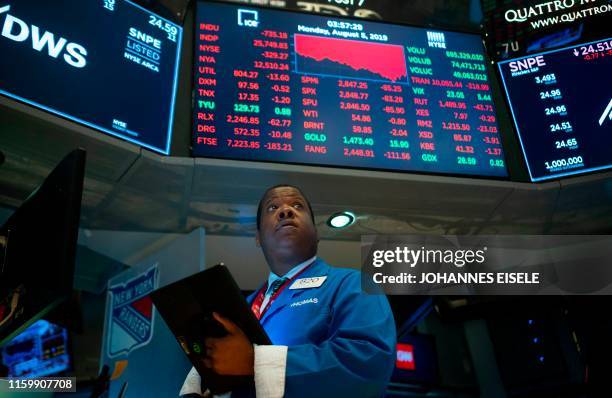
256,184,315,230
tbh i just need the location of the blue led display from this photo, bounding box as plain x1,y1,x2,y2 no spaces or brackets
498,38,612,181
0,0,182,154
193,2,508,177
1,320,70,378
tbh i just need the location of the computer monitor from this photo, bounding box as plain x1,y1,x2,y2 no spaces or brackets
1,319,71,378
0,149,85,346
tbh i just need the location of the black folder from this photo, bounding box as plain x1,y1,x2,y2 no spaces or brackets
150,264,270,394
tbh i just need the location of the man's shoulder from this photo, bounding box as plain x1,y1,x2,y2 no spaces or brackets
317,261,362,288
326,264,359,278
316,259,358,276
319,262,391,314
321,261,388,298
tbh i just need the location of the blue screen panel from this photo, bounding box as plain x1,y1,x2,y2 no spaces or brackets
1,320,70,378
193,2,508,177
0,0,182,155
498,38,612,181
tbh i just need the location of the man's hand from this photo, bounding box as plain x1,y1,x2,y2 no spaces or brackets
203,312,255,376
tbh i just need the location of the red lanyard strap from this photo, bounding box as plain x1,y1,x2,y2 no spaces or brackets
250,263,314,319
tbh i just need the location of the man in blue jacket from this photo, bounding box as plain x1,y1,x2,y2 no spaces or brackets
180,185,396,397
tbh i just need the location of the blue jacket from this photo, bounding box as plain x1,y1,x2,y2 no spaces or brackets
237,259,396,397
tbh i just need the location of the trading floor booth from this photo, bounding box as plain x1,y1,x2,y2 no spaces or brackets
1,0,611,396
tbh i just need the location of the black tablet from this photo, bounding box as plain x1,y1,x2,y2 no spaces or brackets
151,264,270,394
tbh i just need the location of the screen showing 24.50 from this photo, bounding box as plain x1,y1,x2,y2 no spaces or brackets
0,0,182,154
498,38,612,182
193,2,507,177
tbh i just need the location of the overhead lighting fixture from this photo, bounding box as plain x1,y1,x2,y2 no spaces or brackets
327,212,355,229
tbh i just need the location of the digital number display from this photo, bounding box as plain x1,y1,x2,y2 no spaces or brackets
0,0,182,154
193,2,507,177
498,38,612,181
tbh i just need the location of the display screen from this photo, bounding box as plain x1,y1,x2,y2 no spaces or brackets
392,335,438,386
482,0,612,60
1,320,70,378
216,0,481,30
0,0,182,154
498,38,612,181
193,2,508,177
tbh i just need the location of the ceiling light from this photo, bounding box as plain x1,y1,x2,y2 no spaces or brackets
327,212,355,229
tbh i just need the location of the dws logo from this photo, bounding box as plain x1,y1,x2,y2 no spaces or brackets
0,5,87,68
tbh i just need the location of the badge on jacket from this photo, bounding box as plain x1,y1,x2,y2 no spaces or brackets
289,276,327,289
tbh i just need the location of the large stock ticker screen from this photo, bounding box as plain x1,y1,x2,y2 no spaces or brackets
499,38,612,181
193,2,508,177
0,0,182,154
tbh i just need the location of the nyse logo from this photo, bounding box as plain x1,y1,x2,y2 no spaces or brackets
0,4,87,68
427,31,446,49
599,99,612,126
238,9,259,28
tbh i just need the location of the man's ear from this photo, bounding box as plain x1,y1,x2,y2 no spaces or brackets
255,230,261,247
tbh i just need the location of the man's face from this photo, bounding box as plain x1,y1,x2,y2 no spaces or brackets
256,187,318,266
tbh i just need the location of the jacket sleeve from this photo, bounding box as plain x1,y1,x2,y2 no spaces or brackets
284,272,396,398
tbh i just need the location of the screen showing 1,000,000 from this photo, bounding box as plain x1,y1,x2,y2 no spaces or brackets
498,38,612,181
0,0,182,155
193,2,508,177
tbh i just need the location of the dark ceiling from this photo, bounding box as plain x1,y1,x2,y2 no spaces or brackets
2,95,612,240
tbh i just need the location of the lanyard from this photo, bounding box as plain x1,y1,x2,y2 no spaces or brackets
250,264,313,320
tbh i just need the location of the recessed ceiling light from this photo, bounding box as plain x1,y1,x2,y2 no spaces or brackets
327,212,355,229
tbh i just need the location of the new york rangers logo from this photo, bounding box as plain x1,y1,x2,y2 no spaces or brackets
107,265,158,357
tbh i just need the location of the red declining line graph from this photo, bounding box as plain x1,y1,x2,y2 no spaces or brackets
294,34,407,82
